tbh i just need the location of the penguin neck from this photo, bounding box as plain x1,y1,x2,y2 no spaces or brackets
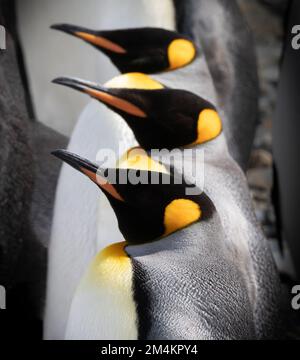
152,56,217,106
153,0,252,165
126,210,225,258
152,45,236,160
150,136,230,194
191,135,231,163
174,0,258,168
151,52,234,163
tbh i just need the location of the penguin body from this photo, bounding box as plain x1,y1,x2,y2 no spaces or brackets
127,221,255,340
154,144,279,338
0,24,67,333
66,222,256,340
53,149,256,340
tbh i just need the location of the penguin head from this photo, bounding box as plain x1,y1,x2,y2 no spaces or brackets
52,148,213,244
51,25,197,73
53,74,222,150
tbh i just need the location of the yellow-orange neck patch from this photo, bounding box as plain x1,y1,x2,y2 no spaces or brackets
73,241,138,340
163,199,201,236
88,242,130,288
117,147,168,174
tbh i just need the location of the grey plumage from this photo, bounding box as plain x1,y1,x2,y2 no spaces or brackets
30,122,67,248
0,30,33,291
127,0,280,338
168,1,280,337
174,0,258,169
0,24,67,324
172,144,281,338
128,219,256,340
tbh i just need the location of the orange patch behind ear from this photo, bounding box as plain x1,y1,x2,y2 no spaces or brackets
192,109,222,145
85,88,147,118
163,199,201,235
81,167,124,202
75,32,126,54
168,39,196,70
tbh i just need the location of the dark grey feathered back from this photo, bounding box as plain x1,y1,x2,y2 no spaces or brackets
0,30,33,290
0,18,67,329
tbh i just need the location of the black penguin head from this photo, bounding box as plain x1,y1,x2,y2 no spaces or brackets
52,74,222,150
51,25,197,73
52,148,213,244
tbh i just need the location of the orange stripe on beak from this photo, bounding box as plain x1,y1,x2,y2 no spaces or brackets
75,32,126,54
81,168,124,202
85,88,147,118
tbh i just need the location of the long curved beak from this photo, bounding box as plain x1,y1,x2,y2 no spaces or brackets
52,77,146,118
51,23,126,54
52,77,107,96
51,149,98,174
51,23,84,36
52,149,124,201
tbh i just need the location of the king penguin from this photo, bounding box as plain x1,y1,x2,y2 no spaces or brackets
45,0,260,339
53,148,256,340
54,70,280,338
